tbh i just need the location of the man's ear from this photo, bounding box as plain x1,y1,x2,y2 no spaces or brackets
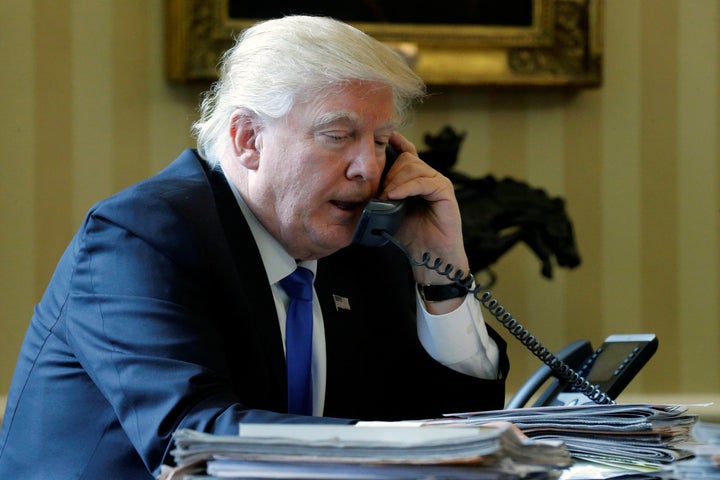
230,111,261,170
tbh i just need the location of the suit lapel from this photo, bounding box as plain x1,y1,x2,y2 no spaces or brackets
201,160,289,407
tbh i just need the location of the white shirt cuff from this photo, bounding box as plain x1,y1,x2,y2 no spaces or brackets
416,292,500,380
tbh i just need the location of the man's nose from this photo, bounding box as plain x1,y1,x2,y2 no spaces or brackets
347,140,383,182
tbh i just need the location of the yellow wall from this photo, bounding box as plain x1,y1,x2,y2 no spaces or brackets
1,0,719,405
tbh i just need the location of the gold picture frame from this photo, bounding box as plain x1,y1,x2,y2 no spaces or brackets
165,0,602,87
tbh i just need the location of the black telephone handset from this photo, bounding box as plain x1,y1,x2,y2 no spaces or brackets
352,145,407,247
352,146,658,407
351,199,406,247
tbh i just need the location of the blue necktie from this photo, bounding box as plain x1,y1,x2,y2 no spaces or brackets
280,266,314,415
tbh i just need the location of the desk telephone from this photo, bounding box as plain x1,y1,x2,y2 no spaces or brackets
352,146,658,407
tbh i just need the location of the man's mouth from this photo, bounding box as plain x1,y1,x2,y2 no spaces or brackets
330,200,364,212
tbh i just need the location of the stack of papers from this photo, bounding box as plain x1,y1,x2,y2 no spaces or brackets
433,403,699,473
162,421,571,479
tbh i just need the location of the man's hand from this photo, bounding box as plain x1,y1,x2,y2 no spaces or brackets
380,132,471,313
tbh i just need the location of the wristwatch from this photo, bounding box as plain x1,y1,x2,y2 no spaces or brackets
417,282,469,302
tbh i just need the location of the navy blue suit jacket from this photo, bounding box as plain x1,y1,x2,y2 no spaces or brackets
0,149,508,479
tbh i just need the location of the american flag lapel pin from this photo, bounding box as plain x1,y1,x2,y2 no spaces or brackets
332,294,351,311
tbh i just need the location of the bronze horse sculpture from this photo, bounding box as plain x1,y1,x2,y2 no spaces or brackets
420,126,581,286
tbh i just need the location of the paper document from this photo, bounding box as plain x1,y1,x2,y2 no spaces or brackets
163,421,571,479
432,403,701,471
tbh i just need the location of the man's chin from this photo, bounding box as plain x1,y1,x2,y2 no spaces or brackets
313,227,355,255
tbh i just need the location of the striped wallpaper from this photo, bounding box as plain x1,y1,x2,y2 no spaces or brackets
1,0,719,404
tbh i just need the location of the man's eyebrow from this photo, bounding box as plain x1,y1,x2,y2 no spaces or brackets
313,111,399,132
313,111,361,129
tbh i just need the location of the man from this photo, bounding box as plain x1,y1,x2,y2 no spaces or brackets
0,15,508,479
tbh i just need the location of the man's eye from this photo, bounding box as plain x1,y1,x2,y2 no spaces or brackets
322,131,350,142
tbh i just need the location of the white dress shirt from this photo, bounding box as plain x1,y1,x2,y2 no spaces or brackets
225,176,499,416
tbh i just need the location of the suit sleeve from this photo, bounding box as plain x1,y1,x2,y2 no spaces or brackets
64,207,350,474
319,244,509,421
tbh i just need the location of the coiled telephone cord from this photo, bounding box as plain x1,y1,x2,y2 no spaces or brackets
382,232,615,406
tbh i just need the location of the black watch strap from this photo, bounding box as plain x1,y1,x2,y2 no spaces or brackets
417,283,469,302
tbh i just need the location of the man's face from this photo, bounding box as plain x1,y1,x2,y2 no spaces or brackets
246,81,398,260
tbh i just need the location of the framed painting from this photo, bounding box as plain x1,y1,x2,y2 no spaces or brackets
165,0,602,87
